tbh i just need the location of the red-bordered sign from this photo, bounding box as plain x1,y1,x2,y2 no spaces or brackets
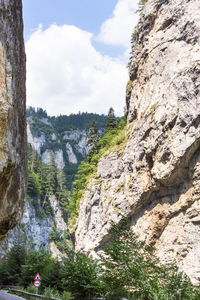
34,280,41,288
34,273,42,281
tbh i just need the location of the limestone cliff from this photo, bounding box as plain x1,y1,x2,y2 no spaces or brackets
0,0,26,241
75,0,200,284
0,195,69,260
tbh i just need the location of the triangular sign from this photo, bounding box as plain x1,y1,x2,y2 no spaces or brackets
34,273,42,281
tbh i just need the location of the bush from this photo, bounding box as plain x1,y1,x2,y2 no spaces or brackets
61,291,71,300
61,251,103,299
100,217,200,300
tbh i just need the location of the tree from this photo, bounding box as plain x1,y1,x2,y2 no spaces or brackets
105,107,117,132
20,248,61,289
0,240,26,285
56,170,69,221
100,217,197,300
61,251,103,299
27,170,41,197
87,121,100,161
46,151,58,194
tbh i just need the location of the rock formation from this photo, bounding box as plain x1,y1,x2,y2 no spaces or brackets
0,195,68,260
75,0,200,284
0,0,26,242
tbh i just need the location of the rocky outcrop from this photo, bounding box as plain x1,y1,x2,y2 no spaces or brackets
27,121,89,167
0,0,26,242
0,195,68,260
75,0,200,284
66,143,78,164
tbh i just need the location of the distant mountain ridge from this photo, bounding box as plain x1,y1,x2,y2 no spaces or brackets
27,107,107,189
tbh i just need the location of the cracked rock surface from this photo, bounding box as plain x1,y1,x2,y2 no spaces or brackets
75,0,200,284
0,0,26,242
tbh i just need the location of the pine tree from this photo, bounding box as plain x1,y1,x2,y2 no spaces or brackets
47,151,58,194
87,121,100,147
87,121,100,161
105,107,117,132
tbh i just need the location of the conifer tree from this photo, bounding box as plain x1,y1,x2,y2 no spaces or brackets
105,107,117,132
47,151,58,194
87,121,100,161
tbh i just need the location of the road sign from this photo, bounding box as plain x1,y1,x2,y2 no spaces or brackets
34,273,42,281
34,280,41,288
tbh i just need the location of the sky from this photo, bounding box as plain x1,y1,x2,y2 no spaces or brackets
23,0,139,116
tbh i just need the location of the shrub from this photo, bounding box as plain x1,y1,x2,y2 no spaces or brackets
100,217,200,300
61,251,103,300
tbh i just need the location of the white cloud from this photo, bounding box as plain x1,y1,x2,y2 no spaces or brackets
26,24,128,116
96,0,139,48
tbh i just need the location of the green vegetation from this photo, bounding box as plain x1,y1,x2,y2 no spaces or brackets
138,0,148,12
27,144,69,220
27,106,107,133
127,0,148,70
127,25,138,70
105,107,117,132
1,218,199,299
0,241,101,300
100,217,200,300
68,108,127,227
27,106,107,190
86,120,100,162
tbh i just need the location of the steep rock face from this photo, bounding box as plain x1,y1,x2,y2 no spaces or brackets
0,0,26,242
0,195,68,259
75,0,200,284
27,123,45,155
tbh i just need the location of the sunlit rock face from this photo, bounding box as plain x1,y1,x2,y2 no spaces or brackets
75,0,200,284
0,0,26,242
0,195,68,260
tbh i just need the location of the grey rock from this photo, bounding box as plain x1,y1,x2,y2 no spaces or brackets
0,0,26,242
0,195,68,259
75,0,200,284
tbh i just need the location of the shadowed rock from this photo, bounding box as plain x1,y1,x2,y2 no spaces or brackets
0,0,26,242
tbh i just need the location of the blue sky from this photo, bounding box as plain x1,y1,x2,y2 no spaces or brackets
23,0,139,116
23,0,117,39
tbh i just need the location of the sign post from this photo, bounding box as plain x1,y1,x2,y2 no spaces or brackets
34,273,42,294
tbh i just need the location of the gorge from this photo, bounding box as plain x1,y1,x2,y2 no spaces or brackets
0,0,200,295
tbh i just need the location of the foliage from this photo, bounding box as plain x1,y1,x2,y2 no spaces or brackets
27,106,107,190
27,145,69,219
1,228,200,299
138,0,148,12
69,113,127,227
105,107,117,132
127,26,138,70
0,240,26,285
27,106,107,132
100,217,200,300
61,251,103,300
0,243,101,299
87,120,100,162
127,0,148,70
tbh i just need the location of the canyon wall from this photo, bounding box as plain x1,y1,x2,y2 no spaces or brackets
0,0,26,242
75,0,200,284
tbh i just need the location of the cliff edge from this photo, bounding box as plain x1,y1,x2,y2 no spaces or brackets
75,0,200,284
0,0,26,242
